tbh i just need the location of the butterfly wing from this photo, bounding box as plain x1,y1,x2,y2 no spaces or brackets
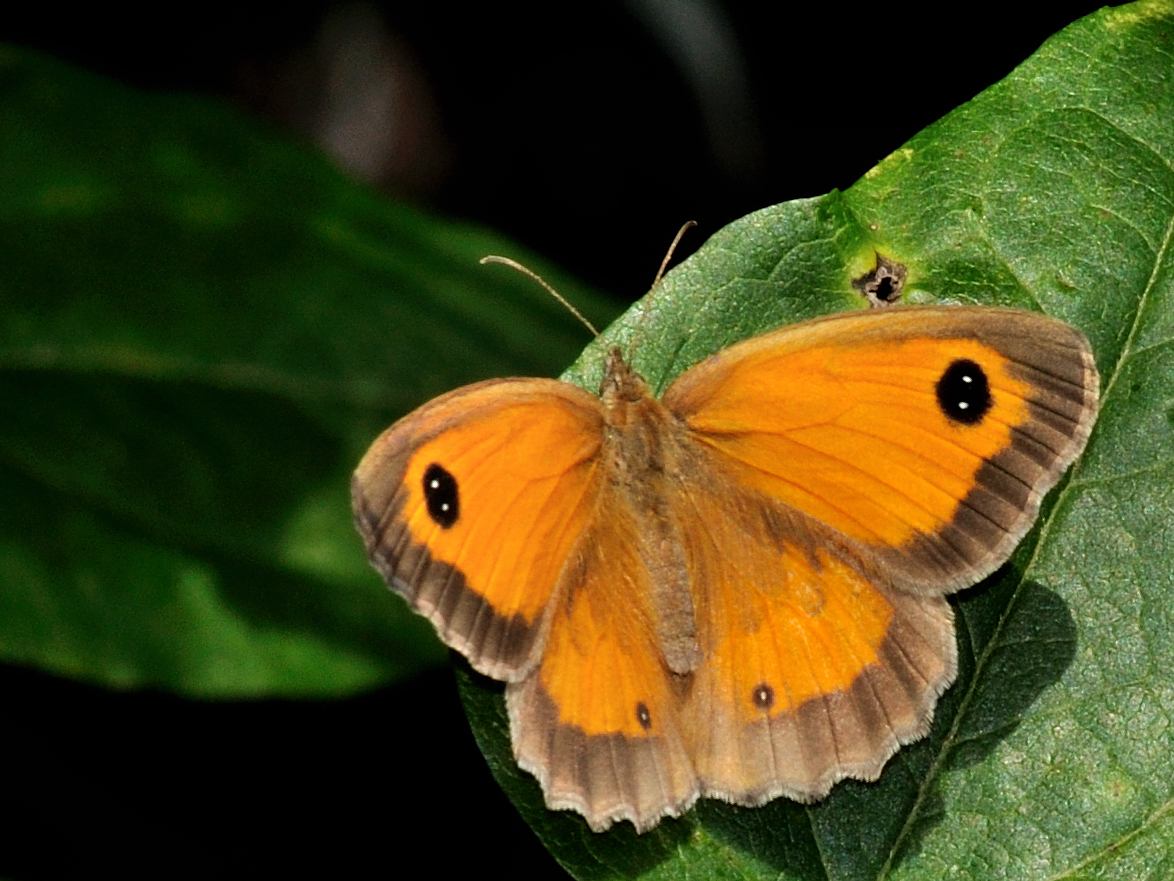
662,306,1099,594
665,469,956,802
352,378,606,681
506,500,699,832
658,305,1096,802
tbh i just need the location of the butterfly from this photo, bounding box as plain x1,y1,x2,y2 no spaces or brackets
352,303,1099,832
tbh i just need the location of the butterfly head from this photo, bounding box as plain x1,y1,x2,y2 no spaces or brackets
599,346,651,407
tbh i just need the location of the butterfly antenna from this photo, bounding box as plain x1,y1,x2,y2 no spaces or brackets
651,220,697,290
623,220,699,367
480,255,600,338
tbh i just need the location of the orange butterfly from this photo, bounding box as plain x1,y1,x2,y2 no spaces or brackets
352,303,1098,832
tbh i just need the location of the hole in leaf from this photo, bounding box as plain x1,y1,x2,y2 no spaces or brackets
853,254,907,306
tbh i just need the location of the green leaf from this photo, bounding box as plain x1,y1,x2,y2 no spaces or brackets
0,45,616,696
458,3,1174,878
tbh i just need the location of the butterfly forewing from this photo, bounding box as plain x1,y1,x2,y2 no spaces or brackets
352,378,606,681
662,306,1099,594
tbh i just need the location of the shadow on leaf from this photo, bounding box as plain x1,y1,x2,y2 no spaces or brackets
852,578,1077,875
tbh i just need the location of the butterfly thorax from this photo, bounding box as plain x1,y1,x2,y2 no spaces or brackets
597,347,701,675
597,347,673,475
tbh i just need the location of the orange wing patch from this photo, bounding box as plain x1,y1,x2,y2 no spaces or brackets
669,336,1030,548
541,592,665,738
399,406,602,626
535,529,675,739
707,546,894,722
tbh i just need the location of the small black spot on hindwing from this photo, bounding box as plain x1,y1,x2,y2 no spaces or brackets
752,683,775,711
423,463,459,528
636,702,652,730
936,358,991,425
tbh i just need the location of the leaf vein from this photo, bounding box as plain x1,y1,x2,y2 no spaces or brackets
1043,797,1172,881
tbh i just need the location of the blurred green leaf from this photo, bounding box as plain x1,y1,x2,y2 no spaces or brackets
459,3,1174,879
0,45,616,696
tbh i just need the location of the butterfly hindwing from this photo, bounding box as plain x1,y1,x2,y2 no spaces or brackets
507,508,698,832
663,466,957,801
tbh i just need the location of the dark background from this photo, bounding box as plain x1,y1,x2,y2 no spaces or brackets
1,3,1109,878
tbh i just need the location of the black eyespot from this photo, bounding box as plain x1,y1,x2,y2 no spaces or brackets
936,358,991,425
752,683,774,711
636,702,652,730
422,463,459,528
